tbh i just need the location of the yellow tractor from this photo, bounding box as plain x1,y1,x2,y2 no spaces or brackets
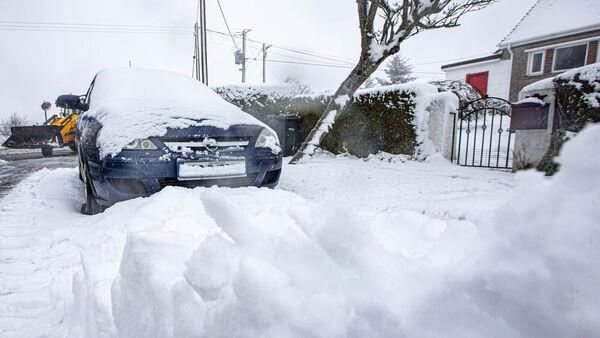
1,96,84,157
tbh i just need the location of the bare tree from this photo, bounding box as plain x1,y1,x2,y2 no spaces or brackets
0,112,29,135
378,54,415,85
290,0,495,164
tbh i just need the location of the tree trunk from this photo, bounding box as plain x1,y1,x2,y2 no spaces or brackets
289,58,382,164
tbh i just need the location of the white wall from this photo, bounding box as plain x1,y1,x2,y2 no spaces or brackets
444,60,512,100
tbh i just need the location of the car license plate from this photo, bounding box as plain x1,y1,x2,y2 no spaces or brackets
177,160,247,181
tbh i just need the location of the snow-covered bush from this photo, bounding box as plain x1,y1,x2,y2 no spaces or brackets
216,83,457,159
535,63,600,174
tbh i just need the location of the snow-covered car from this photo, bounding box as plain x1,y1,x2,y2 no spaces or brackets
74,68,282,214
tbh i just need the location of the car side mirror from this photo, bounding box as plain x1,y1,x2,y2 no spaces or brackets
56,95,89,111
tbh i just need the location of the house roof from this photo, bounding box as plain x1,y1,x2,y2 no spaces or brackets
441,51,503,70
499,0,600,47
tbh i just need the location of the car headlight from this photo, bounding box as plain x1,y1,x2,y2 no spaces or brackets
123,138,158,150
255,128,281,154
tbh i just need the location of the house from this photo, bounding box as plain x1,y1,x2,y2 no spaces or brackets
441,0,600,102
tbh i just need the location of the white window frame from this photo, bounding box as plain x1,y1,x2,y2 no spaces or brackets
552,42,589,73
527,51,545,76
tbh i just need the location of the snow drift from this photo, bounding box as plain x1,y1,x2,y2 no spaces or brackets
3,124,598,337
103,126,600,337
84,68,270,158
67,126,599,337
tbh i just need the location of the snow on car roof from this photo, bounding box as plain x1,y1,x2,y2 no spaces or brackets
499,0,600,47
85,68,267,158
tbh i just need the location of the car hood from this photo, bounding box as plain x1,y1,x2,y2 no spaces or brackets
84,68,268,158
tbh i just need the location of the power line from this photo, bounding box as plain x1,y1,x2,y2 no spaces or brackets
215,0,239,50
263,59,444,75
0,20,467,73
0,20,357,65
206,28,356,65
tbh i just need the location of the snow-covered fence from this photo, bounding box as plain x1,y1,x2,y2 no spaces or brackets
215,83,458,159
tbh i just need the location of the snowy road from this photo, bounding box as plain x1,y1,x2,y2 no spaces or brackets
0,150,77,198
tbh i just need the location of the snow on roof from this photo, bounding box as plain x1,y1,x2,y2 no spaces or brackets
499,0,600,47
86,68,266,158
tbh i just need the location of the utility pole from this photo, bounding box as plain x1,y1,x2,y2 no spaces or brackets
194,0,208,85
262,43,271,83
241,29,251,83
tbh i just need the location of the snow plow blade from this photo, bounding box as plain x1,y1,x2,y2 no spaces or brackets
2,126,63,149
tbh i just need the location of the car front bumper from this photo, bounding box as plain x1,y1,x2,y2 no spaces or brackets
87,151,282,206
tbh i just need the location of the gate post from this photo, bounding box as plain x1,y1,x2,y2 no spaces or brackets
450,112,457,163
512,86,556,170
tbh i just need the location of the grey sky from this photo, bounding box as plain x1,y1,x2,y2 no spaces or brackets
0,0,536,122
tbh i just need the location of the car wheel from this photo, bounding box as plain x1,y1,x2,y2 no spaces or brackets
41,146,53,157
80,162,105,215
68,143,77,153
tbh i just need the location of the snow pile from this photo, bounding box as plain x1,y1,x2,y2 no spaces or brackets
103,124,600,337
78,126,600,337
5,125,599,337
425,123,600,337
85,68,269,158
106,187,481,337
358,82,458,159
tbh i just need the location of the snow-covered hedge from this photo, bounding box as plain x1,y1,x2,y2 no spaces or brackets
215,83,457,159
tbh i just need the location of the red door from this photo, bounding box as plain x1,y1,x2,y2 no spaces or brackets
466,71,489,97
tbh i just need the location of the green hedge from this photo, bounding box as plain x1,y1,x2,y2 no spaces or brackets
214,86,418,157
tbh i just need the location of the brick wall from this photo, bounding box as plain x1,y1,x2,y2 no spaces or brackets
588,41,598,64
543,49,554,74
508,29,600,101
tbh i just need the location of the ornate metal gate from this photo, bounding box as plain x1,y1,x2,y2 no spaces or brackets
451,97,514,169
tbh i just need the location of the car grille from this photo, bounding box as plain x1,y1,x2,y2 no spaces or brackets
161,136,250,153
159,174,258,189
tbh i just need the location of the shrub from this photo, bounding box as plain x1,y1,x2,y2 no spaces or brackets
215,86,419,157
537,64,600,174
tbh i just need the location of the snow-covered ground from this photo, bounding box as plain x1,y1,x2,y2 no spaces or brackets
1,125,599,337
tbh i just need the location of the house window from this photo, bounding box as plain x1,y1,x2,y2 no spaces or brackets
527,52,545,75
553,44,588,72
